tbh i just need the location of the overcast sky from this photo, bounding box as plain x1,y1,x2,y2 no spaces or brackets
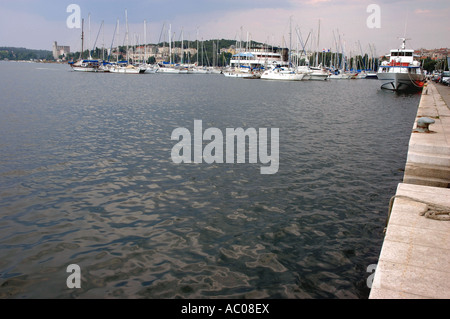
0,0,449,55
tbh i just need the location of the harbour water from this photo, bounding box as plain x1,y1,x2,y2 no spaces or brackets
0,61,421,298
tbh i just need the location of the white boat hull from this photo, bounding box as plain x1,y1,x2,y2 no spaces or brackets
158,67,181,74
209,68,222,74
71,66,98,72
261,69,304,81
328,74,350,79
191,68,210,74
377,70,425,91
110,67,144,74
302,74,311,80
309,73,328,81
261,73,304,81
223,71,259,78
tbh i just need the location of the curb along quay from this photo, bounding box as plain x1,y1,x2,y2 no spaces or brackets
369,82,450,299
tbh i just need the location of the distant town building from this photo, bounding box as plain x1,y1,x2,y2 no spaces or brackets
414,48,449,60
52,41,70,60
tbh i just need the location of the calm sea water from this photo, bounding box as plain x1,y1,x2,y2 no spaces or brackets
0,61,420,299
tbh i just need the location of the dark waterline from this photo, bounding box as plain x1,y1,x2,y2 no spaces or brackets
0,62,420,298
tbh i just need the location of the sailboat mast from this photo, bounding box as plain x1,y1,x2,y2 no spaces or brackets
125,9,129,62
196,27,199,66
108,19,118,62
181,27,184,65
289,17,292,67
316,19,320,67
169,24,172,65
358,40,366,71
102,20,105,61
117,19,120,62
144,19,148,64
88,13,91,59
80,18,84,60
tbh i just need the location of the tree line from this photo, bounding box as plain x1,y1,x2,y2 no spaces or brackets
0,47,53,61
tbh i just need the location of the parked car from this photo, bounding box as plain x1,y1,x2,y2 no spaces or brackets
432,73,441,82
440,71,450,84
443,77,450,86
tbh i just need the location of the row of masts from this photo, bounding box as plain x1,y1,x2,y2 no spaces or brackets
78,10,219,67
77,12,379,72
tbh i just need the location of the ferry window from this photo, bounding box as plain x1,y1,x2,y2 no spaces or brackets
406,52,412,56
391,52,398,56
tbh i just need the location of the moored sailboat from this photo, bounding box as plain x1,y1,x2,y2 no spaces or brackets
69,18,102,72
109,61,145,74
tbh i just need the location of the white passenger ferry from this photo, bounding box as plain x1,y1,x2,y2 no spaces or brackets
376,38,425,91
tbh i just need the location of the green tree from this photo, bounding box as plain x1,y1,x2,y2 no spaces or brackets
422,58,437,73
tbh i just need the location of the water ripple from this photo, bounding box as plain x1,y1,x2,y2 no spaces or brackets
0,62,420,298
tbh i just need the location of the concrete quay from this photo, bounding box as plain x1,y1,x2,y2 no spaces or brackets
369,82,450,299
403,82,450,187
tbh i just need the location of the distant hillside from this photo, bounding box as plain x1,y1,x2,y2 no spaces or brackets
0,47,53,61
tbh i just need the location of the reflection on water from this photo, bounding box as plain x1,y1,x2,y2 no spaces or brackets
0,62,420,298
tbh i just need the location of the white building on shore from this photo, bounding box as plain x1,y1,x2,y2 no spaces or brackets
52,41,70,60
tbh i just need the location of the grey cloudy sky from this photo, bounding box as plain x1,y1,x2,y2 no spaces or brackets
0,0,448,55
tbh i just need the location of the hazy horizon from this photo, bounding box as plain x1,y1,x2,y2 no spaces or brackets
1,1,449,56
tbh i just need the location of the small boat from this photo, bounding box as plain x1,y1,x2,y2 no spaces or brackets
192,67,209,74
328,71,351,79
156,62,189,74
308,66,329,81
109,61,145,74
69,59,101,72
376,38,425,91
223,67,261,79
145,66,158,74
261,66,304,81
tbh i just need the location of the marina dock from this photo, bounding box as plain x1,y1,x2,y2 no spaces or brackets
369,81,450,299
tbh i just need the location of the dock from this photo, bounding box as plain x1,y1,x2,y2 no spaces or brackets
369,81,450,299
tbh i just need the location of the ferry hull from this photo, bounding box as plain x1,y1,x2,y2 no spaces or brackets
377,72,425,91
